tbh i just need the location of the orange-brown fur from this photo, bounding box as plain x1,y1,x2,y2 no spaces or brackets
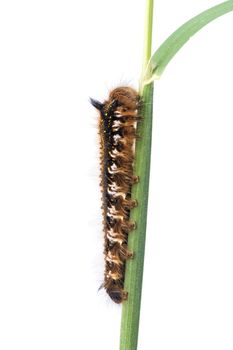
91,87,140,303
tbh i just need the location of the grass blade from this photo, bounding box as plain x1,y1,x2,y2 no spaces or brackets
119,0,154,349
144,0,233,83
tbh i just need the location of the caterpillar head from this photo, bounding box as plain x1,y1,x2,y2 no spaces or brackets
90,87,139,116
109,87,139,111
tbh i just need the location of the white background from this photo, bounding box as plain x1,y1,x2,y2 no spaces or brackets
0,0,233,349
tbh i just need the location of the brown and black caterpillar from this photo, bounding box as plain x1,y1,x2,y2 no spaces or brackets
91,87,140,303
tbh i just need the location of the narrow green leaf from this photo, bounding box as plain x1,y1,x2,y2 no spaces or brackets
144,0,233,84
119,0,154,349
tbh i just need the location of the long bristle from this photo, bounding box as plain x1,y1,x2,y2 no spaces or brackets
90,98,104,111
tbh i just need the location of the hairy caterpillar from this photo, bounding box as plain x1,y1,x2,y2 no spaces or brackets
91,87,140,303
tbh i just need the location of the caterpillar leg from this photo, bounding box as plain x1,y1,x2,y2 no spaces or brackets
132,175,140,184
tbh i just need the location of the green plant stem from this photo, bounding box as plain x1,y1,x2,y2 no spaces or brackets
141,0,154,75
119,0,154,349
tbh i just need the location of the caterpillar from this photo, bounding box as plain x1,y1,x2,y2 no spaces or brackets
91,87,140,303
